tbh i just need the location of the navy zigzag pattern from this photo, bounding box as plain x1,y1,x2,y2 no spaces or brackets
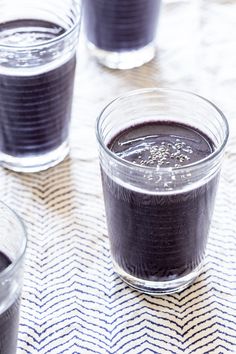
0,4,235,351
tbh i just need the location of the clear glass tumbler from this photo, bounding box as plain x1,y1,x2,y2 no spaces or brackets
96,88,229,295
0,0,81,172
82,0,161,69
0,201,27,353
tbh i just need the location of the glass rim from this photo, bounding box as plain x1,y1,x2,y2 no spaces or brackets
96,87,229,173
0,0,81,50
0,200,27,280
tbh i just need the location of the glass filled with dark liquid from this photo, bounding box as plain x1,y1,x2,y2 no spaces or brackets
0,201,27,353
96,88,229,295
82,0,161,69
0,0,81,172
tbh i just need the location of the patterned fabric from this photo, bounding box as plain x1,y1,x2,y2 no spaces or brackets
1,1,235,353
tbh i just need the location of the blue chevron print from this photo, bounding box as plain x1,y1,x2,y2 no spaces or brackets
0,0,236,352
0,149,234,353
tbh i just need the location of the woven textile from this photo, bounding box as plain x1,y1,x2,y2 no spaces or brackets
2,1,235,353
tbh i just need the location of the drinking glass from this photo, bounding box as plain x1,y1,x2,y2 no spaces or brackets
96,88,229,294
0,0,81,172
82,0,161,69
0,201,27,353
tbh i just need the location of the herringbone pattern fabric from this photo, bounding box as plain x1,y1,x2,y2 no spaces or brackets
1,1,235,353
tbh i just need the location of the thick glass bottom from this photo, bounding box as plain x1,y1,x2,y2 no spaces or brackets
0,140,69,173
113,260,203,295
87,42,156,69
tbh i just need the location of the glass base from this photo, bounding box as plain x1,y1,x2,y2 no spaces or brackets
87,42,156,69
113,260,203,295
0,140,69,173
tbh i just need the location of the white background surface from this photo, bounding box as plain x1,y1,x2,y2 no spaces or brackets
1,1,235,352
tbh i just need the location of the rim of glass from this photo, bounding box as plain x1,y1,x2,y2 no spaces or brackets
96,88,229,172
0,201,27,280
0,0,81,50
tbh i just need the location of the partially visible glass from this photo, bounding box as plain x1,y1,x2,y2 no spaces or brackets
0,201,27,353
96,88,229,295
0,0,81,172
82,0,161,69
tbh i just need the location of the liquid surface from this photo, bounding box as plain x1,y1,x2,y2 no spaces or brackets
109,121,214,168
102,122,218,280
0,19,65,46
0,19,76,157
83,0,161,51
0,252,20,354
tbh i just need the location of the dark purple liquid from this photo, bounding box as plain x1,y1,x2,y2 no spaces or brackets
0,20,76,157
102,122,218,281
83,0,161,51
0,252,20,354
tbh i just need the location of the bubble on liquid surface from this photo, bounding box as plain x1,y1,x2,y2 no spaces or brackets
118,138,194,168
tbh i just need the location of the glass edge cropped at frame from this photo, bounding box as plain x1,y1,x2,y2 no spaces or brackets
96,87,229,174
0,201,27,281
0,0,82,50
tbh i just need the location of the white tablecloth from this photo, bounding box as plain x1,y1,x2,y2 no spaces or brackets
4,1,235,353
